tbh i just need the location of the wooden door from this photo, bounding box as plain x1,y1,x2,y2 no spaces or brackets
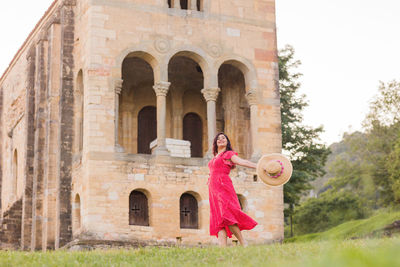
180,193,198,229
137,106,156,154
129,191,149,226
183,113,203,157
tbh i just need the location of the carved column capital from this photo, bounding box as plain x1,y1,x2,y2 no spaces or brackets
153,81,171,97
201,87,221,102
245,88,259,106
26,45,36,61
115,79,123,95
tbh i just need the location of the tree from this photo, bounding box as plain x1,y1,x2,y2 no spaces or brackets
279,45,330,236
321,80,400,211
364,80,400,128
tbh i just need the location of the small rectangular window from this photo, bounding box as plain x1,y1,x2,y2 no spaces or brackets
253,174,258,182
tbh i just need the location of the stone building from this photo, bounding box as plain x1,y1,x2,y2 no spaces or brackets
0,0,282,250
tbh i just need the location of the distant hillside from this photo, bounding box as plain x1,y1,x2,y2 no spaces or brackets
309,131,366,196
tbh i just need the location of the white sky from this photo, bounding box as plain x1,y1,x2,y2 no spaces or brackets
1,0,399,145
276,0,400,144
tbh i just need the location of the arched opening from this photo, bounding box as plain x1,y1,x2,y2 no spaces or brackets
129,190,149,226
180,193,198,229
137,106,157,154
120,55,156,154
73,194,81,231
180,0,188,9
217,63,251,158
168,0,172,8
12,150,18,198
75,70,84,155
237,194,247,212
183,113,203,157
168,54,207,156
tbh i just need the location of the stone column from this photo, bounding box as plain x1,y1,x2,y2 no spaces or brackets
246,88,262,160
172,0,180,9
201,87,221,156
114,79,124,152
55,1,75,249
42,20,61,251
190,0,197,10
21,46,36,250
153,81,171,155
32,36,48,251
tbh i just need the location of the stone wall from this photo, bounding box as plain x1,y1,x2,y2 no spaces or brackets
0,0,282,250
70,153,283,246
55,0,76,249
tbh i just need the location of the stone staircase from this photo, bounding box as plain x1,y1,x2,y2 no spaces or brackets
0,198,22,250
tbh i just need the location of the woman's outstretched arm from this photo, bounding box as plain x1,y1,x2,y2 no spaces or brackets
231,155,257,169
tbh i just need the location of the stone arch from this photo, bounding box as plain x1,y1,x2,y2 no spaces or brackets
215,55,258,91
163,47,212,88
166,49,208,155
179,191,200,229
73,194,81,232
217,59,252,158
129,189,151,226
119,54,157,153
115,49,161,83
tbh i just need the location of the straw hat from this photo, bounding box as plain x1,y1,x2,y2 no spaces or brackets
256,153,293,186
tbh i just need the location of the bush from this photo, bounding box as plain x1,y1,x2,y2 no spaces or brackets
293,191,367,235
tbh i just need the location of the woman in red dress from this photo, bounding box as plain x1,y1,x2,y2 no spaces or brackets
208,132,258,247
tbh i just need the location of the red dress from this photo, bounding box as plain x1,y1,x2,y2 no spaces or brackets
208,150,258,238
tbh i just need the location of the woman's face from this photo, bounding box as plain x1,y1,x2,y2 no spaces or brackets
216,134,228,148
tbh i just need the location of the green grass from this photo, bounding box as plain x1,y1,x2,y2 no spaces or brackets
286,210,400,243
1,238,400,266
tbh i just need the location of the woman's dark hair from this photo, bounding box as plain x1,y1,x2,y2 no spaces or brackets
212,132,233,156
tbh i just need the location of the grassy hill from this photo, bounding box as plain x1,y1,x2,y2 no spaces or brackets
286,210,400,243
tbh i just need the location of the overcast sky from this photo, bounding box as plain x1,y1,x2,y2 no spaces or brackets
1,0,399,145
276,0,400,144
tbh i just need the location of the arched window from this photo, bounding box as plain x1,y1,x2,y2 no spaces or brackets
180,193,198,229
183,113,203,157
137,106,157,154
180,0,188,9
12,150,18,197
73,194,81,230
129,190,149,226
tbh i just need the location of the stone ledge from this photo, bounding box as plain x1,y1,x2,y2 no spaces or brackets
87,151,208,166
62,239,178,251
